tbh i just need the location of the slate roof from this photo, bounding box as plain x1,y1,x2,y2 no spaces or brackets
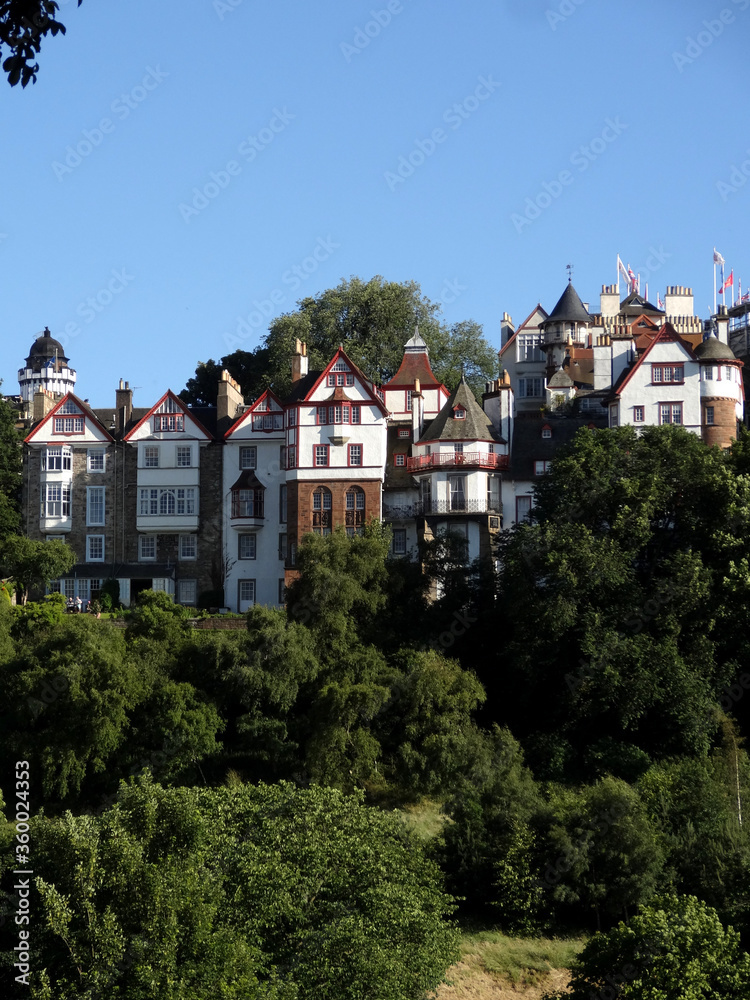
510,413,607,481
694,336,736,361
420,378,504,444
384,328,443,387
284,371,324,403
25,329,69,368
547,368,574,388
543,283,591,325
619,291,664,317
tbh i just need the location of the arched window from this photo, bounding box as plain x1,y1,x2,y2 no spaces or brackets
345,486,365,534
312,486,332,534
159,489,175,515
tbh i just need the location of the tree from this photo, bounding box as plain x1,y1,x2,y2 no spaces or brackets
0,394,22,538
22,776,459,1000
0,535,75,603
0,0,81,87
180,275,497,404
545,894,750,1000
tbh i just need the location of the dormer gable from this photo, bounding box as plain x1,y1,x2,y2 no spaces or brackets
301,348,389,415
225,389,285,439
124,390,213,442
24,392,113,444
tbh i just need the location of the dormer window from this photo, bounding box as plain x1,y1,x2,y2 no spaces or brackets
454,407,466,420
541,425,552,439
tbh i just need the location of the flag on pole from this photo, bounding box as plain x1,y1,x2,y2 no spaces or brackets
617,255,629,287
714,248,725,265
719,270,733,293
657,293,664,310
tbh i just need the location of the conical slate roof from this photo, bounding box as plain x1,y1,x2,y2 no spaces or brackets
25,327,69,369
420,378,502,443
544,283,591,325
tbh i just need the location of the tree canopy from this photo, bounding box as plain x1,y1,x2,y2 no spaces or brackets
181,275,497,405
1,0,81,87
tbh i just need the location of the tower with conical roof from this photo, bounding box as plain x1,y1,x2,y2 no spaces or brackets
694,332,744,448
18,328,77,411
541,281,591,378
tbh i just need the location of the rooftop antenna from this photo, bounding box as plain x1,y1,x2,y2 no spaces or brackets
566,263,574,284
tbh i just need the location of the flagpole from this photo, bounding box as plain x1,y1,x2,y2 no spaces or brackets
714,249,717,314
616,254,621,295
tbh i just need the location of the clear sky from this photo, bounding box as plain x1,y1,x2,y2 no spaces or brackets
2,0,748,407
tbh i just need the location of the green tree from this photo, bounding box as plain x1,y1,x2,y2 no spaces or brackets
1,0,81,87
180,275,497,403
22,776,458,1000
545,894,750,1000
0,395,21,537
0,535,75,603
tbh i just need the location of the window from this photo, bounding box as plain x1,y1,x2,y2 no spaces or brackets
331,360,349,372
651,365,684,384
314,445,329,467
60,399,80,414
406,390,413,412
703,366,714,381
318,404,360,425
139,487,196,515
180,534,197,560
46,535,65,543
288,408,297,426
541,427,552,439
139,535,156,561
53,415,84,434
454,407,466,419
279,484,287,523
345,486,365,532
487,476,500,511
239,446,257,470
312,486,332,534
239,534,256,559
87,449,105,472
176,446,192,468
398,428,410,438
420,478,432,509
238,579,256,607
516,495,532,522
252,412,284,431
178,580,197,606
394,454,406,467
86,535,104,562
392,528,407,555
348,444,362,467
725,366,733,381
42,446,72,471
448,475,466,511
286,446,296,469
44,484,70,517
633,406,645,422
154,413,184,432
231,488,264,518
278,579,286,604
517,332,545,362
534,460,552,476
144,446,159,468
351,405,361,424
86,486,105,526
609,404,619,428
659,403,682,425
278,533,287,560
518,377,543,398
706,406,715,425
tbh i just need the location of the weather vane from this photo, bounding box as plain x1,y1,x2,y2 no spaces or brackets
566,263,574,284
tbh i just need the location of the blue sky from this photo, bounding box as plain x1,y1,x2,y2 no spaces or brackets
2,0,748,406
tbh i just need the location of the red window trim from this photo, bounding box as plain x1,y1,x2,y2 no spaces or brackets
658,401,683,425
347,443,363,467
154,414,185,432
633,405,645,422
313,444,329,467
53,416,84,435
651,364,684,386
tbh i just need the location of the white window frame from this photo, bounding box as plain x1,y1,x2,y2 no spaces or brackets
178,579,197,606
144,445,159,468
392,528,407,555
239,534,256,560
86,486,105,526
139,535,156,561
87,449,105,473
176,445,192,468
179,534,197,560
239,445,257,470
86,535,105,562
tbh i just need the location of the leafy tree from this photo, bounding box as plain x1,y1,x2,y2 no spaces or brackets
545,894,750,1000
0,0,81,87
0,535,75,603
20,776,458,1000
181,275,497,403
0,395,21,537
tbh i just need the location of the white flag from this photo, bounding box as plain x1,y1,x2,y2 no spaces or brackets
714,248,725,265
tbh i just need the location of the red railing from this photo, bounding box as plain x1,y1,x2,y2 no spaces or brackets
406,451,508,472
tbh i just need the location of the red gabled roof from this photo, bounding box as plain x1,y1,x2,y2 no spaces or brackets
302,347,389,415
499,304,548,358
611,323,698,397
124,389,213,440
24,391,114,443
224,388,284,438
383,348,443,389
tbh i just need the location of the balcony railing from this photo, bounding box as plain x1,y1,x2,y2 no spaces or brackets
406,451,508,472
383,499,502,518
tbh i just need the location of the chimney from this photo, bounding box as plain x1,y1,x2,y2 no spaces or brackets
291,339,309,383
600,284,620,317
664,285,694,318
115,378,133,434
715,304,730,343
411,378,424,441
217,369,243,431
33,389,56,422
500,311,515,347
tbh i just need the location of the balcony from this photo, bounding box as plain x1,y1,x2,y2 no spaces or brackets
383,499,502,518
406,451,509,472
